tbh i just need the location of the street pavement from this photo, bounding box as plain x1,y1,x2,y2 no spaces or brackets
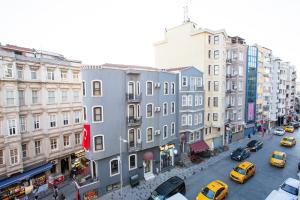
186,130,300,200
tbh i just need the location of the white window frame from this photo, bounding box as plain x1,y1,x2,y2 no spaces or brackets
182,76,188,87
82,81,86,97
5,64,13,78
75,133,81,145
110,158,120,177
50,138,58,151
128,154,137,170
73,71,79,80
182,95,187,107
30,68,37,80
83,106,87,121
73,90,80,102
8,119,17,136
9,149,19,165
188,114,192,125
164,82,169,95
6,89,15,106
63,135,70,147
189,132,194,142
171,82,175,94
32,90,39,104
19,116,26,133
35,140,41,155
91,80,103,97
92,106,104,123
195,96,199,106
194,114,198,125
63,112,69,126
61,70,68,80
47,68,55,80
171,102,175,114
33,114,40,130
171,122,175,136
163,102,168,116
199,113,203,124
181,115,187,126
48,90,56,104
93,134,105,152
18,90,25,106
0,149,4,165
74,110,81,124
61,90,68,103
199,95,203,105
163,125,168,139
146,127,154,143
49,114,57,128
146,81,153,96
188,95,193,106
146,103,154,118
214,65,219,75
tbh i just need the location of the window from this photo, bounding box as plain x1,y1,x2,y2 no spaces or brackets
31,68,37,80
182,95,187,106
207,113,210,121
75,133,80,145
19,116,26,133
49,114,56,128
0,150,4,165
214,35,219,44
208,35,211,44
199,96,203,105
188,95,193,106
136,82,141,95
33,114,40,130
50,138,58,150
61,90,68,102
194,114,198,125
163,125,168,139
17,66,24,80
208,97,211,107
5,64,13,78
61,70,67,80
74,111,81,124
171,102,175,114
8,119,16,135
196,77,202,87
208,65,212,75
73,71,79,80
213,97,218,107
129,154,137,170
238,96,243,105
214,81,219,91
182,76,188,87
214,50,219,59
146,104,153,118
239,66,243,76
18,90,25,106
22,144,27,158
92,81,102,96
214,65,219,75
164,82,169,95
171,82,175,94
238,81,243,91
32,90,38,104
35,140,41,155
146,81,153,96
94,135,104,151
163,103,168,116
48,90,56,104
188,114,192,125
93,107,103,122
6,90,15,105
190,77,196,91
195,131,200,140
63,112,69,125
213,113,218,121
189,133,194,142
63,135,70,147
82,81,86,96
171,123,175,135
10,149,18,165
195,96,199,106
146,127,153,142
199,113,203,124
208,50,211,59
83,107,87,121
47,68,55,80
110,159,119,176
73,90,80,102
182,115,187,125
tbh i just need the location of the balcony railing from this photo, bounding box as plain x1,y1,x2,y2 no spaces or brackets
128,142,142,152
127,116,142,127
126,93,142,103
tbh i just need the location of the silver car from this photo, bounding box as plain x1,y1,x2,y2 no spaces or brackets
273,127,285,136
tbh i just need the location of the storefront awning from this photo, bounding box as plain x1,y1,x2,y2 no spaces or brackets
143,152,153,160
0,163,53,190
190,140,209,153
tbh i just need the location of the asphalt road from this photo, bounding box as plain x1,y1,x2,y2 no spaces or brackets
185,129,300,200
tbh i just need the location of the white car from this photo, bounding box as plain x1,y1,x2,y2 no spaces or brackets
273,127,285,136
265,190,296,200
167,193,188,200
278,178,299,199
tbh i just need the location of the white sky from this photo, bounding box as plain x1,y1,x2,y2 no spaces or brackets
0,0,299,74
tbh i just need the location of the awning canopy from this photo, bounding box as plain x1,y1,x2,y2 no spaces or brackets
190,140,209,153
0,163,53,190
143,152,153,160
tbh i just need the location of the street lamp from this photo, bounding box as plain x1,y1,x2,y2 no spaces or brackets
119,136,127,199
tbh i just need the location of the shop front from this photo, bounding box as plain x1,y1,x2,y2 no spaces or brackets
159,144,175,171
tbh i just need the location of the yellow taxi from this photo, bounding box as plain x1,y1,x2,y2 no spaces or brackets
230,161,256,184
280,136,296,147
197,180,228,200
269,151,286,168
283,125,294,133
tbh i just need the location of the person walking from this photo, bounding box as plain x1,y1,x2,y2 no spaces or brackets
53,185,59,200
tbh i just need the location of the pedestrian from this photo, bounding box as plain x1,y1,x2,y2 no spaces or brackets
248,133,251,139
34,195,38,200
59,194,66,200
53,185,58,200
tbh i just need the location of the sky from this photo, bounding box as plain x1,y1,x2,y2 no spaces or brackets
0,0,299,73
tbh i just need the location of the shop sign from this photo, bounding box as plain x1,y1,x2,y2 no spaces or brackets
160,144,175,151
84,190,97,200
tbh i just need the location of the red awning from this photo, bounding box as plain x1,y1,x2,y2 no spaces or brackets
190,140,209,153
143,152,153,160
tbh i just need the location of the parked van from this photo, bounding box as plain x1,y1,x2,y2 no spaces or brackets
167,193,188,200
265,190,296,200
148,176,186,200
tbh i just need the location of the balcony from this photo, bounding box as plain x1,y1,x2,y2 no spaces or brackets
126,93,142,103
127,116,142,127
128,142,142,152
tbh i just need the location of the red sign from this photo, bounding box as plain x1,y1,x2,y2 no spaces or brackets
82,123,91,151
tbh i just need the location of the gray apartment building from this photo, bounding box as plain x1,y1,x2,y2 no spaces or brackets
81,64,204,196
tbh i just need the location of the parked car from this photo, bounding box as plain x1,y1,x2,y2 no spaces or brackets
230,147,250,161
278,178,299,199
284,125,295,133
280,137,296,147
269,151,286,168
273,127,285,136
265,190,296,200
148,176,186,200
197,180,228,200
230,161,256,184
289,121,300,128
167,193,188,200
246,140,263,152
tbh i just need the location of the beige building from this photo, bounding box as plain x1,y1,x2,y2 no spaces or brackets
154,21,228,148
0,44,83,178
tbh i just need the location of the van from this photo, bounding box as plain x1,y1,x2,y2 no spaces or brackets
148,176,186,200
166,193,188,200
265,190,296,200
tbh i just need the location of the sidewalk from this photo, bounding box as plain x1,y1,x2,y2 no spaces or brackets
98,135,261,200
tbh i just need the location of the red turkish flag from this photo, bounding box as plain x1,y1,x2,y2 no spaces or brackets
82,123,91,151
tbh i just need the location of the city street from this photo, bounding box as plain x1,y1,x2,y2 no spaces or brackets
186,129,300,200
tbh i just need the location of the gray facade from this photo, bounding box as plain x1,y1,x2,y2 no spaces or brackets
81,64,204,196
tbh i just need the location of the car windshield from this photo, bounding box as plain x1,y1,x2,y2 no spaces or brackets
272,154,283,159
288,138,294,142
282,138,288,141
248,140,257,146
276,128,283,131
281,183,298,195
201,187,215,199
234,167,246,175
234,148,243,153
150,191,165,200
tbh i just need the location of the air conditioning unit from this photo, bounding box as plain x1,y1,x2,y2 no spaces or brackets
155,130,161,135
154,83,161,88
154,107,161,112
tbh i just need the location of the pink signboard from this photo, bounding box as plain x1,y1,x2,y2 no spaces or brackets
248,102,254,121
